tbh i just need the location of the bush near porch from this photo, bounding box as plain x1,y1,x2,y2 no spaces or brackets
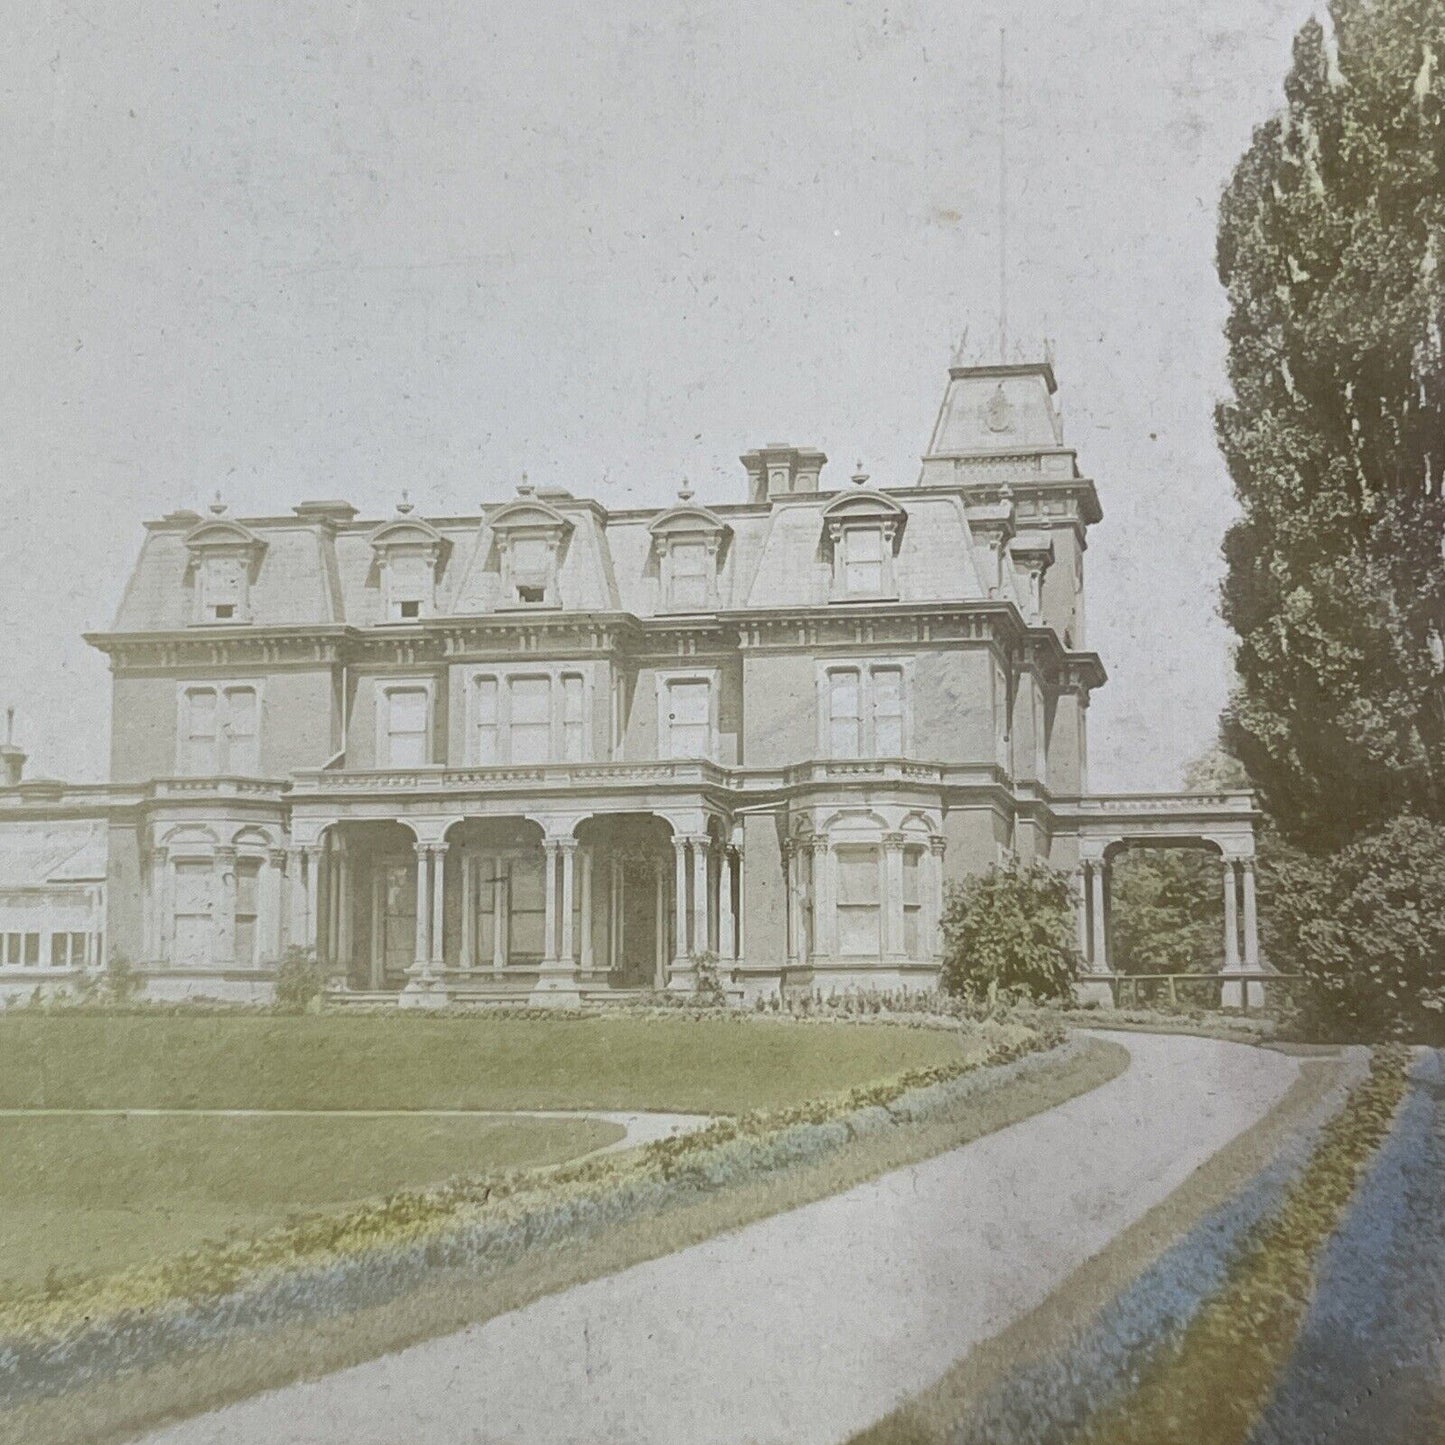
939,862,1081,1004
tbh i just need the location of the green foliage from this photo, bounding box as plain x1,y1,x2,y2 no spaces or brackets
1109,849,1224,976
102,952,141,1006
1216,0,1445,849
1270,813,1445,1040
939,862,1080,1003
271,947,326,1015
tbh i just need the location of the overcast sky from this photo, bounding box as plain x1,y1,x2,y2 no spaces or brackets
0,0,1315,788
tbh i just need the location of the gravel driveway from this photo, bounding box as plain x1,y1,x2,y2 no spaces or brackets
143,1031,1300,1445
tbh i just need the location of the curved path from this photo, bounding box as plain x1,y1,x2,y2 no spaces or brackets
144,1031,1300,1445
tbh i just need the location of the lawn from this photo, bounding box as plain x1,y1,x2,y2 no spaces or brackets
0,1013,973,1113
0,1012,974,1297
0,1113,623,1296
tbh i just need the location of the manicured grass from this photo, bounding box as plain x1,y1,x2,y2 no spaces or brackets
0,1035,1116,1445
0,1114,623,1295
0,1014,973,1113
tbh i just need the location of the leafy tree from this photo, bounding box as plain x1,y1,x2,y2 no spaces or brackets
1216,0,1445,850
1109,849,1224,976
939,862,1079,1003
1270,813,1445,1040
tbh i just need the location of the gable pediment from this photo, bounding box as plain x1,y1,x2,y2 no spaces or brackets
488,498,572,535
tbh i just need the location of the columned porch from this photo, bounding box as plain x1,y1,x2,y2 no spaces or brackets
308,809,748,1007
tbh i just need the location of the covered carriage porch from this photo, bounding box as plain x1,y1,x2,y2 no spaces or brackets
291,808,745,1006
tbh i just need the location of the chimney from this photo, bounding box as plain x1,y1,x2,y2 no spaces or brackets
739,445,828,503
0,708,25,788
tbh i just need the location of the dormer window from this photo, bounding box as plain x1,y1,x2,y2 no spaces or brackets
183,510,266,626
648,492,729,614
488,497,572,610
821,490,906,602
370,509,445,624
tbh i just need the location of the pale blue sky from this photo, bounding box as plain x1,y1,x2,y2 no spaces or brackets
0,0,1315,787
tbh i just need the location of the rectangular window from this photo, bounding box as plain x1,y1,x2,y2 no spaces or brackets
670,542,709,611
235,859,261,967
836,846,881,957
473,676,499,764
903,846,923,959
172,860,213,965
200,557,245,622
821,663,909,758
181,685,260,775
387,554,429,621
561,674,586,762
843,527,884,595
828,669,862,758
873,667,904,754
184,688,219,774
511,538,550,604
49,932,90,968
224,686,259,773
383,686,430,768
507,855,546,962
508,676,552,764
664,678,711,759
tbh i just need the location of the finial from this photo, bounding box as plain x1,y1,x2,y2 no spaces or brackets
209,490,227,516
517,470,534,496
4,707,12,745
677,478,694,503
851,460,869,486
951,327,970,367
395,488,414,516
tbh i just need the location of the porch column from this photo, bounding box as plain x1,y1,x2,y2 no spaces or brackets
559,839,577,966
542,840,559,963
673,835,690,958
785,842,806,966
929,835,947,960
412,843,431,970
148,847,168,963
1241,858,1260,966
811,837,836,959
214,846,238,966
734,841,746,964
304,844,324,952
1090,859,1108,970
579,846,594,970
264,849,286,963
718,848,736,963
335,842,353,974
882,832,907,961
285,846,305,948
609,857,622,972
369,866,384,989
654,860,667,988
1075,864,1091,963
491,856,507,972
690,838,709,956
1222,857,1240,970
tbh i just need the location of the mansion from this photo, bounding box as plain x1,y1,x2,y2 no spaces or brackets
0,357,1264,1005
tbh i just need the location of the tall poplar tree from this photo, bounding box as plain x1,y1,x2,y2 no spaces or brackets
1216,0,1445,850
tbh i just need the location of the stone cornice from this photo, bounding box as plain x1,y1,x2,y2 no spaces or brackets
85,603,1105,691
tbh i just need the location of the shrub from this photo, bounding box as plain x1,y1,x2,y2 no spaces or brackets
1270,814,1445,1043
102,951,141,1005
939,862,1081,1004
272,946,326,1014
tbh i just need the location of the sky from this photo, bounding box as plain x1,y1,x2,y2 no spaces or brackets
0,0,1316,789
